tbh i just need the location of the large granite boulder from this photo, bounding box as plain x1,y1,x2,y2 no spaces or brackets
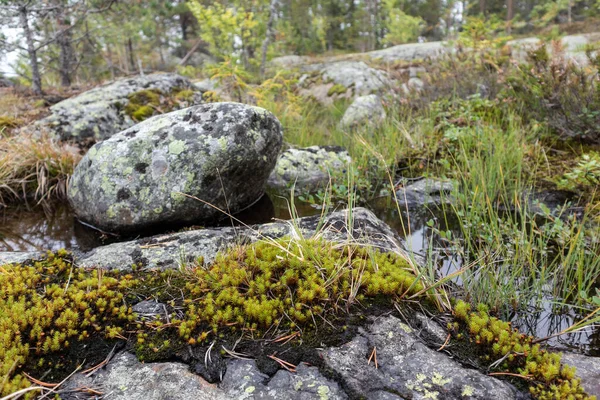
33,73,202,144
267,146,352,190
366,41,447,63
339,94,386,128
298,61,393,105
68,103,282,233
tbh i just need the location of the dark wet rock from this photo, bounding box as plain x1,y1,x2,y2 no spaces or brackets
68,103,283,233
132,300,167,321
222,359,347,399
298,61,393,105
61,351,227,400
395,178,455,209
339,95,386,129
75,207,407,270
562,352,600,397
267,146,351,190
321,315,523,399
32,73,201,144
0,251,44,264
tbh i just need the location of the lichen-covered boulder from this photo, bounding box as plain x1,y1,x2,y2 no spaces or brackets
298,61,393,105
267,146,352,190
339,94,386,128
68,103,282,233
32,73,202,144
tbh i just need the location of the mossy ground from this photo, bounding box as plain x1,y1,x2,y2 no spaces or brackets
0,237,425,397
123,87,199,122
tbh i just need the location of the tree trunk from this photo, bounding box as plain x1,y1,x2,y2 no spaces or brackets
127,38,136,72
506,0,514,34
54,1,75,87
479,0,485,15
19,5,43,94
259,0,278,77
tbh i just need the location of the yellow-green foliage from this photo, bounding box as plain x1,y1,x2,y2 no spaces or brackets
0,251,136,398
124,89,161,121
328,83,348,97
0,115,20,129
173,88,195,102
0,239,422,396
452,301,595,400
174,237,423,340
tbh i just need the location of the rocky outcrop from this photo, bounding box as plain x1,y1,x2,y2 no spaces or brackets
74,207,407,270
298,61,393,105
68,103,282,233
267,146,352,190
395,178,455,209
507,32,600,64
322,315,523,399
366,41,447,63
339,94,386,128
32,73,202,144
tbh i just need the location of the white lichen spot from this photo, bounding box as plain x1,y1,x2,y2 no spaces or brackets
398,322,413,333
388,331,394,339
245,386,255,393
461,385,475,397
294,381,303,391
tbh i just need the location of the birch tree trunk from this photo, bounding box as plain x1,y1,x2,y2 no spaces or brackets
259,0,278,77
18,4,43,94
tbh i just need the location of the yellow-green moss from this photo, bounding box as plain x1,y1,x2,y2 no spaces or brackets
173,88,195,102
451,301,595,400
124,89,161,121
0,239,424,397
0,116,20,129
328,84,348,96
0,250,137,398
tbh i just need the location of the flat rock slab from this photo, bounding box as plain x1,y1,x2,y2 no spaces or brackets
32,73,201,144
75,207,408,270
562,353,600,397
321,315,524,399
395,178,455,209
267,145,352,190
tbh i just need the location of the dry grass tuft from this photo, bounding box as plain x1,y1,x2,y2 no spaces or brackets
0,133,81,206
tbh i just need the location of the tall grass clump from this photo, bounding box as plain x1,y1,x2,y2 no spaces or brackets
436,106,600,322
0,132,81,206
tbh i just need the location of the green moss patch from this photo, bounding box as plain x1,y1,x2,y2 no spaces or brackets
124,89,162,122
0,238,424,397
328,83,348,97
451,301,595,400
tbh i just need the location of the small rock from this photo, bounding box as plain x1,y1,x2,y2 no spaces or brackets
561,352,600,397
132,300,167,321
339,94,386,129
395,178,455,209
299,61,393,105
407,77,424,91
267,145,351,190
68,103,283,233
0,251,45,265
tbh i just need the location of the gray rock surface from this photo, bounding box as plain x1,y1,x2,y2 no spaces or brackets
32,73,201,144
366,41,447,63
269,55,311,69
508,32,600,64
0,251,44,265
75,207,408,270
562,352,600,397
339,95,386,128
221,360,347,399
68,103,282,233
321,315,522,399
267,146,352,190
299,61,393,105
61,351,227,400
395,178,455,209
